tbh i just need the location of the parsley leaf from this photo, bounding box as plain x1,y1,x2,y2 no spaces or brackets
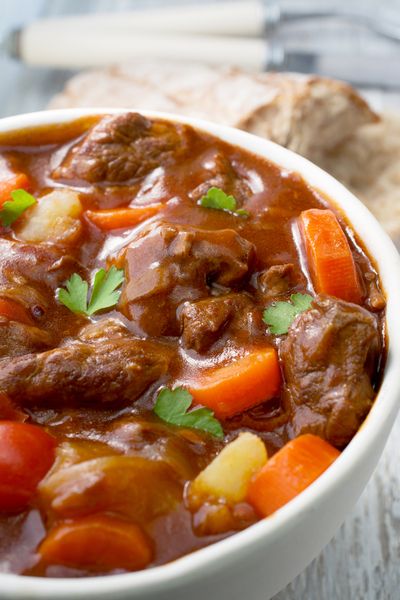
263,293,313,335
0,189,37,227
87,267,125,315
57,266,124,316
198,187,249,218
154,387,224,439
57,273,89,315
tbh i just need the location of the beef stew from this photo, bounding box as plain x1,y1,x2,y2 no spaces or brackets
0,113,385,578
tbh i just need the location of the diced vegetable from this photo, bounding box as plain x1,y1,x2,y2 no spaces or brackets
0,171,30,208
38,514,152,571
299,209,362,304
0,422,56,512
86,204,163,230
0,297,33,325
17,189,82,244
189,348,281,418
188,432,267,509
38,456,181,521
247,434,340,517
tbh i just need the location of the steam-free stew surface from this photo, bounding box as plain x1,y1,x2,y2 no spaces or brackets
0,114,385,577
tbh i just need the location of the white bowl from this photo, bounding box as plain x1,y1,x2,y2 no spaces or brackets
1,109,400,600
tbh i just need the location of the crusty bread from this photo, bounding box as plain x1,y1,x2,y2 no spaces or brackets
320,112,400,240
49,61,377,165
50,61,400,239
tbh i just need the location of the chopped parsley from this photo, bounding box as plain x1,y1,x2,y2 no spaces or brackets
263,293,313,335
154,387,224,439
198,187,249,217
57,266,124,316
0,189,37,227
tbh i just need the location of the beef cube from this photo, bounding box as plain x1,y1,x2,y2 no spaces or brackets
257,264,294,301
189,150,252,208
281,296,380,448
53,113,190,184
116,222,255,337
180,293,258,353
0,319,53,357
0,320,170,408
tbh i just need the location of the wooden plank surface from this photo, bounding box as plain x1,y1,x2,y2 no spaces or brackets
0,1,399,598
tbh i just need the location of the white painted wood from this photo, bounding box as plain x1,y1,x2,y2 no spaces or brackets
0,1,399,599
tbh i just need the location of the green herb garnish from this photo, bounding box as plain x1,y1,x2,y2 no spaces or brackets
57,266,124,316
154,387,224,439
263,293,313,335
0,189,37,227
198,187,249,217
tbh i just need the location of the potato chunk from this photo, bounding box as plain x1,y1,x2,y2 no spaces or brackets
17,189,82,244
188,432,267,509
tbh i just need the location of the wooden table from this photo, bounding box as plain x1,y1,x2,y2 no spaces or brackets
1,1,399,598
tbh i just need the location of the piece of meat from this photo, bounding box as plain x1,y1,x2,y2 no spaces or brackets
281,296,380,448
0,319,53,357
0,319,170,408
0,239,84,352
52,112,190,185
116,222,255,337
180,293,260,353
0,238,81,291
257,264,294,302
189,149,252,207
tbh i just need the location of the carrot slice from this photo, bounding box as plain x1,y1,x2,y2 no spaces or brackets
0,172,30,208
299,208,362,304
38,514,153,572
86,204,163,230
189,348,281,419
247,434,340,517
0,298,33,325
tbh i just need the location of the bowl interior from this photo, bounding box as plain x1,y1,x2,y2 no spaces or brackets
1,108,400,598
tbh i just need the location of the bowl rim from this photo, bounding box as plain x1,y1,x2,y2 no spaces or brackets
1,108,400,598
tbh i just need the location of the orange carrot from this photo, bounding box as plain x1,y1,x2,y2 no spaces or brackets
86,204,163,230
0,172,30,208
38,514,153,572
189,348,281,419
0,298,33,326
299,209,362,304
247,434,340,517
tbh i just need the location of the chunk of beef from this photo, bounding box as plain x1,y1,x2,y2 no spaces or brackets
0,239,84,352
180,293,260,353
257,264,294,301
189,149,252,207
116,222,255,337
0,319,53,357
0,239,80,291
53,113,190,184
281,296,380,448
0,319,170,408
